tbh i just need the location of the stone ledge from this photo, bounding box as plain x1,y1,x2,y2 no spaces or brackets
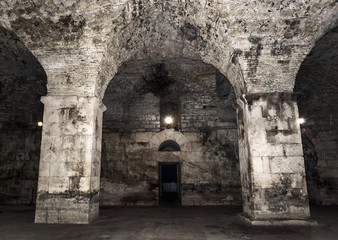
237,213,318,226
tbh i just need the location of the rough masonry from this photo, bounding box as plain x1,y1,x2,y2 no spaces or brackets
0,0,337,225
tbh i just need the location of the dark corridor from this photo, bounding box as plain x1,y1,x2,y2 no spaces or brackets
159,163,181,206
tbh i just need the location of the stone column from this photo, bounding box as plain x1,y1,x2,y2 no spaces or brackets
35,95,106,224
236,92,313,225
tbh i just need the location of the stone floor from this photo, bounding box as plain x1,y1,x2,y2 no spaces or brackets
0,205,337,240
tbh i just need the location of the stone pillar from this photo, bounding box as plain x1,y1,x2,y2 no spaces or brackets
35,96,106,224
236,92,313,225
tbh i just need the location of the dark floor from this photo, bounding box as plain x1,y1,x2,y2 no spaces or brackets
0,205,337,240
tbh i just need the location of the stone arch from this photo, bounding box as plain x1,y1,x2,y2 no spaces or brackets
291,17,338,91
158,140,181,152
1,1,337,98
149,129,191,152
0,25,47,125
0,25,48,80
2,0,336,224
0,23,50,84
294,22,338,205
294,22,338,92
95,1,245,99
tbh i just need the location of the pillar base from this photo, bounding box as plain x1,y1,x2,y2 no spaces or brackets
35,208,98,224
237,213,317,226
34,192,99,224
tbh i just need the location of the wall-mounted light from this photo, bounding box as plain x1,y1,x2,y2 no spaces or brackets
37,121,43,127
298,118,305,124
164,116,173,125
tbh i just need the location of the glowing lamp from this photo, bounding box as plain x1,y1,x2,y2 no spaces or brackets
37,121,43,127
298,118,305,124
165,116,173,125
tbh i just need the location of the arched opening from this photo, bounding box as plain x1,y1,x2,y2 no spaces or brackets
158,140,181,152
2,0,336,227
294,24,338,205
100,57,241,206
0,27,47,205
96,4,244,208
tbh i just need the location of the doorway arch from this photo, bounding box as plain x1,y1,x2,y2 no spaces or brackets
158,140,181,152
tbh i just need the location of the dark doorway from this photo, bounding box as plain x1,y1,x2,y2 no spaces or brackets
159,162,181,206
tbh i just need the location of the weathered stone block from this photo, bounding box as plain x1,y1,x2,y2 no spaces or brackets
250,143,284,157
44,122,62,136
37,177,49,192
49,162,67,177
283,143,303,156
48,177,70,193
43,109,61,123
47,210,60,223
269,156,305,174
266,130,301,144
38,162,50,177
34,209,47,223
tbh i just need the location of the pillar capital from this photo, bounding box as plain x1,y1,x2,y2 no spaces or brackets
41,95,106,112
237,92,300,106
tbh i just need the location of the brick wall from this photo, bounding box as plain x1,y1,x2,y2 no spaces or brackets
0,128,42,205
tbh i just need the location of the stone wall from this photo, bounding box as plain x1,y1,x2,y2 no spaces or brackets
0,129,41,205
103,92,160,133
101,65,241,206
0,0,336,225
101,129,241,206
